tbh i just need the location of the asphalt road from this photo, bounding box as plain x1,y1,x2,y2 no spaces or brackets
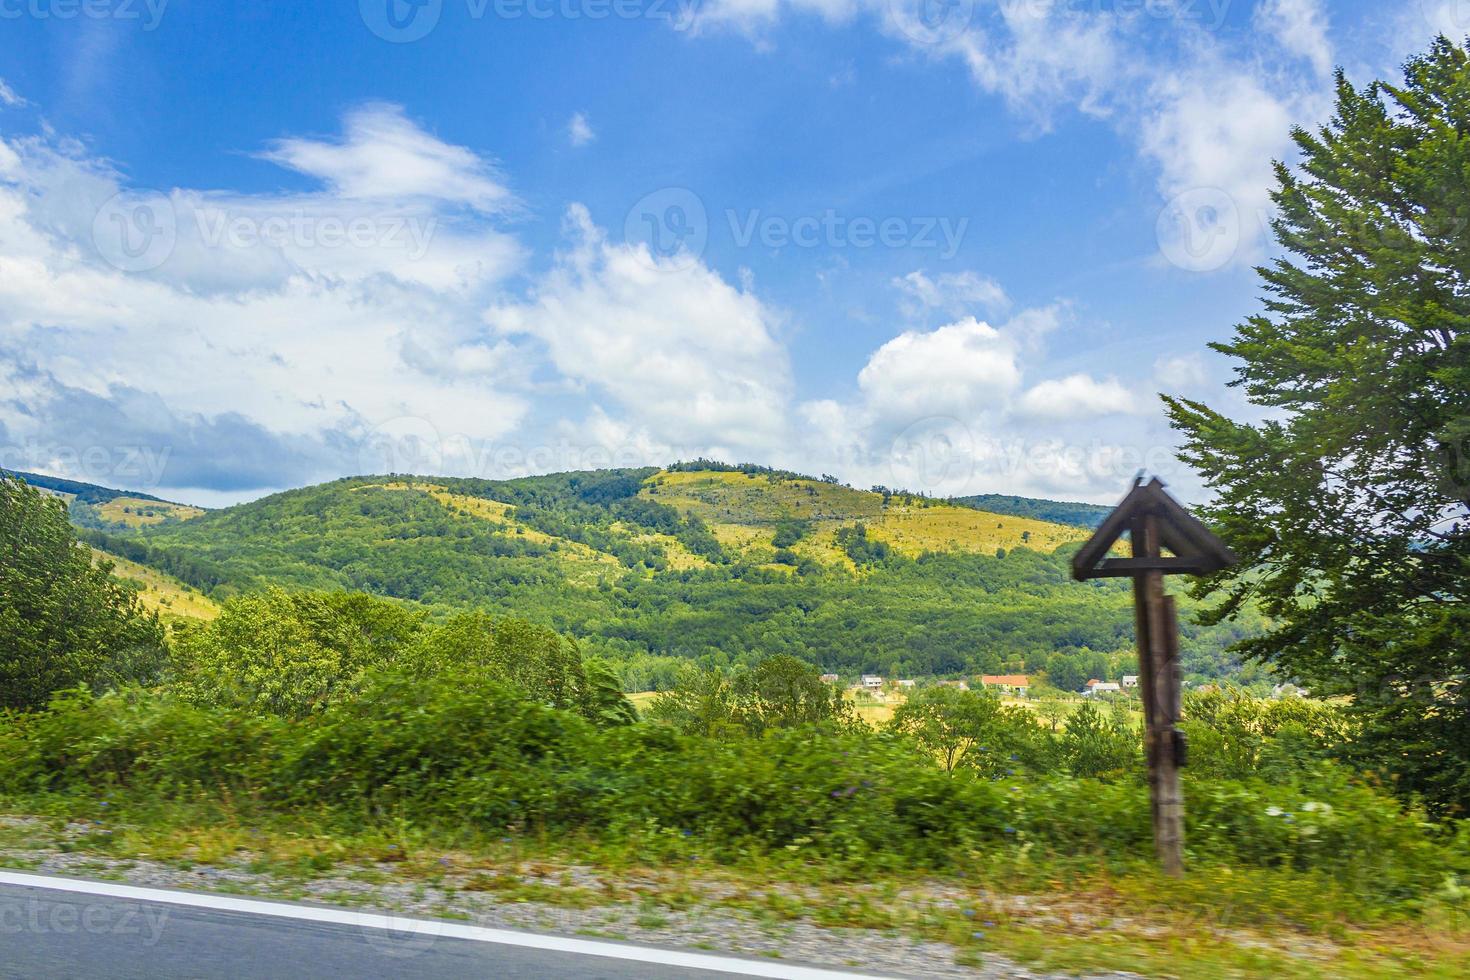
0,872,883,980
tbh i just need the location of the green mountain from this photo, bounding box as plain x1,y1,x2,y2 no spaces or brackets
73,466,1266,687
949,493,1113,529
3,469,167,505
4,469,204,529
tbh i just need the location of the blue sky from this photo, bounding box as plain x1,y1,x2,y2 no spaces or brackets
0,0,1459,505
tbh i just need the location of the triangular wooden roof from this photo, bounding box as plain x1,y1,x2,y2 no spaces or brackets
1071,476,1237,581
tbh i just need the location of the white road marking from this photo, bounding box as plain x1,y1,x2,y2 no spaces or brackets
0,869,887,978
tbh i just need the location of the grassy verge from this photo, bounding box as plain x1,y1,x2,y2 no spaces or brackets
3,682,1464,975
2,795,1465,978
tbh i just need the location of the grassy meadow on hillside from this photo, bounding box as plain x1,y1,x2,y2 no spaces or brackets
6,469,206,531
94,496,207,528
93,549,220,622
644,468,1083,561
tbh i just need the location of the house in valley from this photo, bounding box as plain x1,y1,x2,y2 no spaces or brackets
979,674,1030,697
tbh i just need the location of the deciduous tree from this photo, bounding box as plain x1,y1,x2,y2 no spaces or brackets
0,476,166,709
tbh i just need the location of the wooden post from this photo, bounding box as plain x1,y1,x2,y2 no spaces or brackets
1134,512,1184,876
1129,516,1160,850
1072,476,1236,877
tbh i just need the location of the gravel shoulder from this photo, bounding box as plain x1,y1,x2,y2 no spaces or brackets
0,815,1137,980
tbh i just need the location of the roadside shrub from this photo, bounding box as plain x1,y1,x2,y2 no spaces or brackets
648,656,854,738
0,681,1463,910
886,686,1045,776
274,671,597,827
591,726,1010,867
175,588,426,717
1005,776,1152,854
0,688,280,796
1185,770,1464,905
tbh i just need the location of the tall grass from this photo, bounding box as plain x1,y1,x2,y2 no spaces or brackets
2,675,1465,922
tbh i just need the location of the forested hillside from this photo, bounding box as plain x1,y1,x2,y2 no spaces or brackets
950,493,1112,529
70,466,1267,687
4,468,168,504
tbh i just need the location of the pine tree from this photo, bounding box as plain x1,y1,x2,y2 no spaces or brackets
1165,39,1470,813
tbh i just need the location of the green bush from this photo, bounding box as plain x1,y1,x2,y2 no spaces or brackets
175,588,425,717
275,672,599,827
1181,687,1351,782
1058,701,1141,779
172,589,634,725
648,656,853,738
2,681,1464,910
886,686,1045,776
0,688,280,796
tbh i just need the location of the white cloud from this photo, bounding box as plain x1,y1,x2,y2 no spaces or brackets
1153,353,1209,391
0,79,23,107
857,316,1020,423
567,112,596,147
780,296,1190,501
691,1,1125,121
1126,4,1335,275
554,407,679,469
1396,3,1469,60
261,103,513,213
1141,63,1294,199
0,107,531,497
1139,56,1313,268
690,0,862,36
894,269,1009,318
1017,373,1138,420
925,1,1125,121
487,204,793,453
1256,0,1334,77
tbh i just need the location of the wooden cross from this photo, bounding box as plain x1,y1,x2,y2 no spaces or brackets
1071,476,1237,876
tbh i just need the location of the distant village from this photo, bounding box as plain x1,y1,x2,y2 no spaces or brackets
821,672,1308,701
